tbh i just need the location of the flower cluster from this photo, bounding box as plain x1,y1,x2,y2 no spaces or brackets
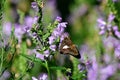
97,13,115,35
48,17,68,51
31,16,69,61
79,12,120,79
97,13,120,39
94,10,120,80
97,12,120,58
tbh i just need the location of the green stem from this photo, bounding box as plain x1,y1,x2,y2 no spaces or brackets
0,48,3,75
45,60,51,80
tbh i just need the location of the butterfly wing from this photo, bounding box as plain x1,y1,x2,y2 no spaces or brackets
59,37,81,58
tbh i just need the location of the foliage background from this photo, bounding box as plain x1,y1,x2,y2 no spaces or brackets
0,0,120,80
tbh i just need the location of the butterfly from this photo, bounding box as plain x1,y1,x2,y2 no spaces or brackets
59,37,81,58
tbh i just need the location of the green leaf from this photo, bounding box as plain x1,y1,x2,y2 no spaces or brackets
36,47,46,54
47,23,52,30
38,30,42,35
56,37,60,42
42,33,50,41
50,66,66,70
71,71,87,80
20,54,45,67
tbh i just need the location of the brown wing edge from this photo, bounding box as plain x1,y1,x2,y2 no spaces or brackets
59,49,81,59
72,50,81,59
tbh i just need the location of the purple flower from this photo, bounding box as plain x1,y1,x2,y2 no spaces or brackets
32,73,48,80
14,24,25,43
79,44,91,62
99,30,106,35
23,16,38,33
52,22,67,37
48,17,68,52
97,18,107,35
1,22,12,47
52,29,64,37
97,18,106,26
103,36,115,49
1,70,11,80
48,36,56,45
96,15,120,39
114,31,120,38
103,54,111,64
86,60,92,70
2,22,12,35
38,73,48,80
33,50,45,61
33,16,39,24
114,45,120,59
49,17,67,40
52,30,61,37
44,50,50,57
32,32,37,39
78,63,86,72
44,50,50,54
97,13,116,35
56,16,62,22
59,22,67,28
31,2,37,8
108,13,115,23
32,77,38,80
31,49,50,61
103,36,120,51
60,32,69,42
112,26,118,31
24,16,33,27
100,65,117,80
87,60,98,80
107,24,112,31
50,45,56,51
31,2,39,12
24,16,38,28
87,69,97,80
112,0,118,2
35,53,44,61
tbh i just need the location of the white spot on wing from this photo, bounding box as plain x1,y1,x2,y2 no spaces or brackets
63,45,69,49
